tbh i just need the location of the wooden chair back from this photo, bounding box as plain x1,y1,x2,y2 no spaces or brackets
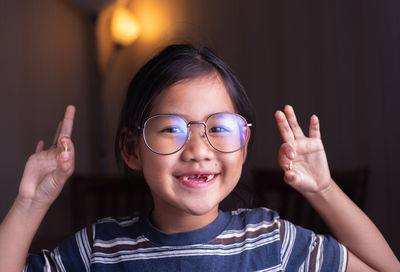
70,174,153,231
252,168,368,234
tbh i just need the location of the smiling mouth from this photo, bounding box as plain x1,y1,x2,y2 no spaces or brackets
181,174,215,183
175,174,218,188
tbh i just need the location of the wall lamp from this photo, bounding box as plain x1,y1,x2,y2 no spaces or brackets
68,0,141,172
110,4,141,46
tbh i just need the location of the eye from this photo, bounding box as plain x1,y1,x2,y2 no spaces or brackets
209,126,231,133
161,126,185,134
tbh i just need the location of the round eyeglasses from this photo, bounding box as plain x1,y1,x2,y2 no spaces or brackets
139,112,252,155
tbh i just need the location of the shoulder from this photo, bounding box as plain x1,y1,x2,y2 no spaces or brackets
229,207,280,220
219,207,282,241
277,219,348,271
92,215,142,240
72,215,142,253
94,215,141,229
226,207,281,229
231,209,348,271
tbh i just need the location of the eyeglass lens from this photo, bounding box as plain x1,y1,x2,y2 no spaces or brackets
143,113,249,154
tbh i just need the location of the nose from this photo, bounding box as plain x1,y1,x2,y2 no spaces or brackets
180,123,214,162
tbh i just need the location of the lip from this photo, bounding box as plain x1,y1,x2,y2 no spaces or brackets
175,173,219,189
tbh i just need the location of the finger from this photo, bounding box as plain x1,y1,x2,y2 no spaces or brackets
277,143,296,170
283,170,301,185
52,121,62,147
275,110,295,143
309,114,321,139
284,105,305,138
58,105,76,142
59,137,74,162
54,137,75,182
35,140,45,153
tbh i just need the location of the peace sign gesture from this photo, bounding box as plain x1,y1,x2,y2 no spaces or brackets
18,105,76,209
275,105,332,196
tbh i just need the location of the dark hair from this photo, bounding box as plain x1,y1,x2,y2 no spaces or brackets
115,44,255,176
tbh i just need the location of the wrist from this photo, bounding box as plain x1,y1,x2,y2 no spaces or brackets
13,194,51,216
302,178,336,203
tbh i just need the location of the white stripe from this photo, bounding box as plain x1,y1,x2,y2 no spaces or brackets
52,247,67,272
82,229,92,268
92,234,280,263
95,235,149,248
92,223,96,244
217,229,280,244
339,244,348,272
84,229,93,268
93,239,274,264
217,220,279,239
231,208,252,215
42,250,51,272
97,216,139,227
298,261,305,272
231,207,277,216
75,229,91,271
95,227,279,250
94,232,280,257
305,232,318,271
316,235,324,270
281,221,296,270
95,223,280,249
254,263,282,272
280,221,289,257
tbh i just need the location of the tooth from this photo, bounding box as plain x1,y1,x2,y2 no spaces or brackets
206,175,214,181
182,176,189,181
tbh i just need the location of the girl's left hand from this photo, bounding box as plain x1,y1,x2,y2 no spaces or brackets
275,105,332,196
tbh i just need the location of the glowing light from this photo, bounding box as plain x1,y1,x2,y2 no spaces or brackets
110,5,141,46
133,1,184,44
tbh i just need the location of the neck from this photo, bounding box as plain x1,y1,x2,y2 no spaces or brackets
150,204,219,234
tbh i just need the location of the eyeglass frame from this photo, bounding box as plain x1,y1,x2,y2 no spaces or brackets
137,112,253,155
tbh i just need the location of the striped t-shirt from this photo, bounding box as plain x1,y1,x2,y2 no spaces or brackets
25,208,347,271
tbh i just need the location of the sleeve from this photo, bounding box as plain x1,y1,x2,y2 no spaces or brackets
24,224,95,272
280,220,348,272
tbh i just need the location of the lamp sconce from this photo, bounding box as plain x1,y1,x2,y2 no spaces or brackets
110,4,141,46
67,0,141,172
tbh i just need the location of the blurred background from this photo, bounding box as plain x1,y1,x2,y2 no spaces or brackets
1,0,399,257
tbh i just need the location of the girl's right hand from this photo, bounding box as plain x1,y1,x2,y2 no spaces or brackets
17,105,76,210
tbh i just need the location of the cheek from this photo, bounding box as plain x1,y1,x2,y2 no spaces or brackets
228,149,246,165
220,152,245,177
139,146,178,181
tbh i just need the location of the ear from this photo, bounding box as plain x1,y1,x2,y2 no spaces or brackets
120,128,142,171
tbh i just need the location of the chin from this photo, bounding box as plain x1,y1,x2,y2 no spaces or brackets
186,208,215,217
182,199,220,217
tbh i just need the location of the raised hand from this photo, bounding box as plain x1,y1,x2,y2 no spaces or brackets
17,105,76,208
275,105,332,196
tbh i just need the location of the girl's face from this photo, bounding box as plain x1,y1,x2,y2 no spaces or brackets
126,73,249,232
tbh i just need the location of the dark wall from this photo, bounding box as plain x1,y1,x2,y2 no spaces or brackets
1,0,399,256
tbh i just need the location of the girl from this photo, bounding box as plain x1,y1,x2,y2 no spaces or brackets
0,44,398,271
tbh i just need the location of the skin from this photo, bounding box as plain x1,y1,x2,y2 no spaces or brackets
122,73,248,233
0,105,75,271
0,77,398,271
275,105,399,271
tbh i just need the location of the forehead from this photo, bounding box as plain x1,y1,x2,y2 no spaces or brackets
149,74,235,120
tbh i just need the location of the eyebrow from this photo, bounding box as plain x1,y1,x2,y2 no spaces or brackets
149,112,235,121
